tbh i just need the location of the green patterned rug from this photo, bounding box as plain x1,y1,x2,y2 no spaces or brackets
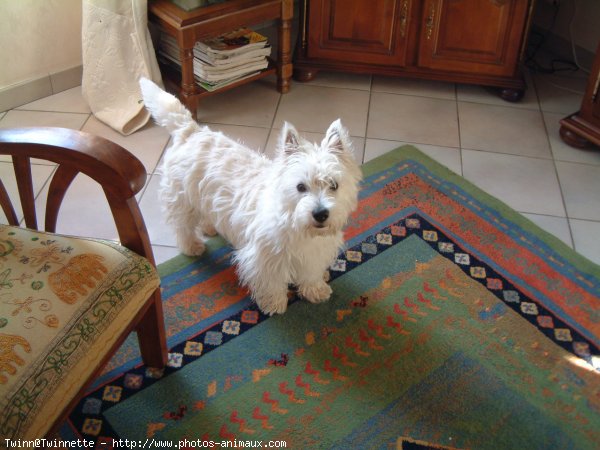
66,146,600,449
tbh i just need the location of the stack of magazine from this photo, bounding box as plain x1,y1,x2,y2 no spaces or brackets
159,28,271,92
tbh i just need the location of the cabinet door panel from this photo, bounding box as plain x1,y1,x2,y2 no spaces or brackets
418,0,530,76
306,0,410,66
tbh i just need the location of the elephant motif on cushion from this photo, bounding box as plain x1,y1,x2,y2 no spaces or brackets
49,254,107,304
0,333,31,384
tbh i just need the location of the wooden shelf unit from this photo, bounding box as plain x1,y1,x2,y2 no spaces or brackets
148,0,293,117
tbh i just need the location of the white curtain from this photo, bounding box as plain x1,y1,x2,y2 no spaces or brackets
82,0,163,135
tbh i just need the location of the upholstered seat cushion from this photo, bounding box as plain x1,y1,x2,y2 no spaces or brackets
0,225,160,439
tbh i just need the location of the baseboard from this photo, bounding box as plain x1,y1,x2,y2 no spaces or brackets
0,65,83,113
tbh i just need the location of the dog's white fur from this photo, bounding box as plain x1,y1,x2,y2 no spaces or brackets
139,77,362,315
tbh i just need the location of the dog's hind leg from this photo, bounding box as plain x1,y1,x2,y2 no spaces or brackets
176,224,206,256
198,217,218,237
169,206,206,256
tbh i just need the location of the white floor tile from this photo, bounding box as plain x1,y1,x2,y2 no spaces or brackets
153,245,182,265
456,70,540,110
458,102,552,158
82,116,169,174
0,109,89,130
367,93,459,147
138,174,176,248
301,72,372,91
273,84,370,136
16,86,91,114
364,139,462,175
196,77,281,127
36,173,119,241
264,130,365,163
570,219,600,265
555,161,600,221
521,213,574,248
0,162,56,225
533,72,586,114
462,150,565,217
372,76,456,100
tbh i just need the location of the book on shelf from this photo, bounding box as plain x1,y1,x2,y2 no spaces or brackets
198,72,263,92
158,28,272,91
196,28,269,56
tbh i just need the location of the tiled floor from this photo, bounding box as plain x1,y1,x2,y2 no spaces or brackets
1,67,600,266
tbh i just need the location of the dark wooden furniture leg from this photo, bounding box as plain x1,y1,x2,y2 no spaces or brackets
560,120,596,149
179,46,200,115
558,43,600,149
278,0,293,93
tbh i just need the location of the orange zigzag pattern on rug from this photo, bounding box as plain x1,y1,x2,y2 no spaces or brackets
386,316,410,335
230,411,255,434
367,319,392,339
323,359,348,381
359,328,384,350
332,345,358,367
252,407,273,429
262,391,288,414
295,375,320,397
345,336,370,356
417,292,440,310
279,381,305,404
305,361,330,384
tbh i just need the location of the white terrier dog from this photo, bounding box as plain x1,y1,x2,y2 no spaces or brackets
139,78,362,315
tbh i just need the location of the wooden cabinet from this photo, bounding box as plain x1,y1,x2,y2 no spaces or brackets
294,0,535,100
305,0,410,66
418,0,530,76
559,42,600,149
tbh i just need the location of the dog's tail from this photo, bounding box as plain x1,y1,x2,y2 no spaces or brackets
139,77,200,137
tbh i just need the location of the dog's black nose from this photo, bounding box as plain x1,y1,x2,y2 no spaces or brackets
312,208,329,224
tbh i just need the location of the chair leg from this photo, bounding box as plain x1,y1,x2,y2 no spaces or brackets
136,290,168,368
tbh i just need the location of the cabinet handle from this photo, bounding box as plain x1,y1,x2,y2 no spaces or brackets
399,0,409,38
425,2,436,40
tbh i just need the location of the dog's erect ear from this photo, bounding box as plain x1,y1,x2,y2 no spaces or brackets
323,119,351,154
280,122,301,154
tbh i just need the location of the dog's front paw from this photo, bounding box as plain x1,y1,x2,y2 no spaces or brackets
255,293,289,316
299,281,332,304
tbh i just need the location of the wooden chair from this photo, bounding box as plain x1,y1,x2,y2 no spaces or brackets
0,127,167,439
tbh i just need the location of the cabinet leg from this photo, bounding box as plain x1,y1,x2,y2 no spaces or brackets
559,125,590,149
293,68,319,82
499,87,525,102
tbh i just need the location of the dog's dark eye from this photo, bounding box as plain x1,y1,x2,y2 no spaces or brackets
330,181,338,191
297,183,307,193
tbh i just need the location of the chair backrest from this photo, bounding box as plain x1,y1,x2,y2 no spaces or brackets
0,127,155,264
